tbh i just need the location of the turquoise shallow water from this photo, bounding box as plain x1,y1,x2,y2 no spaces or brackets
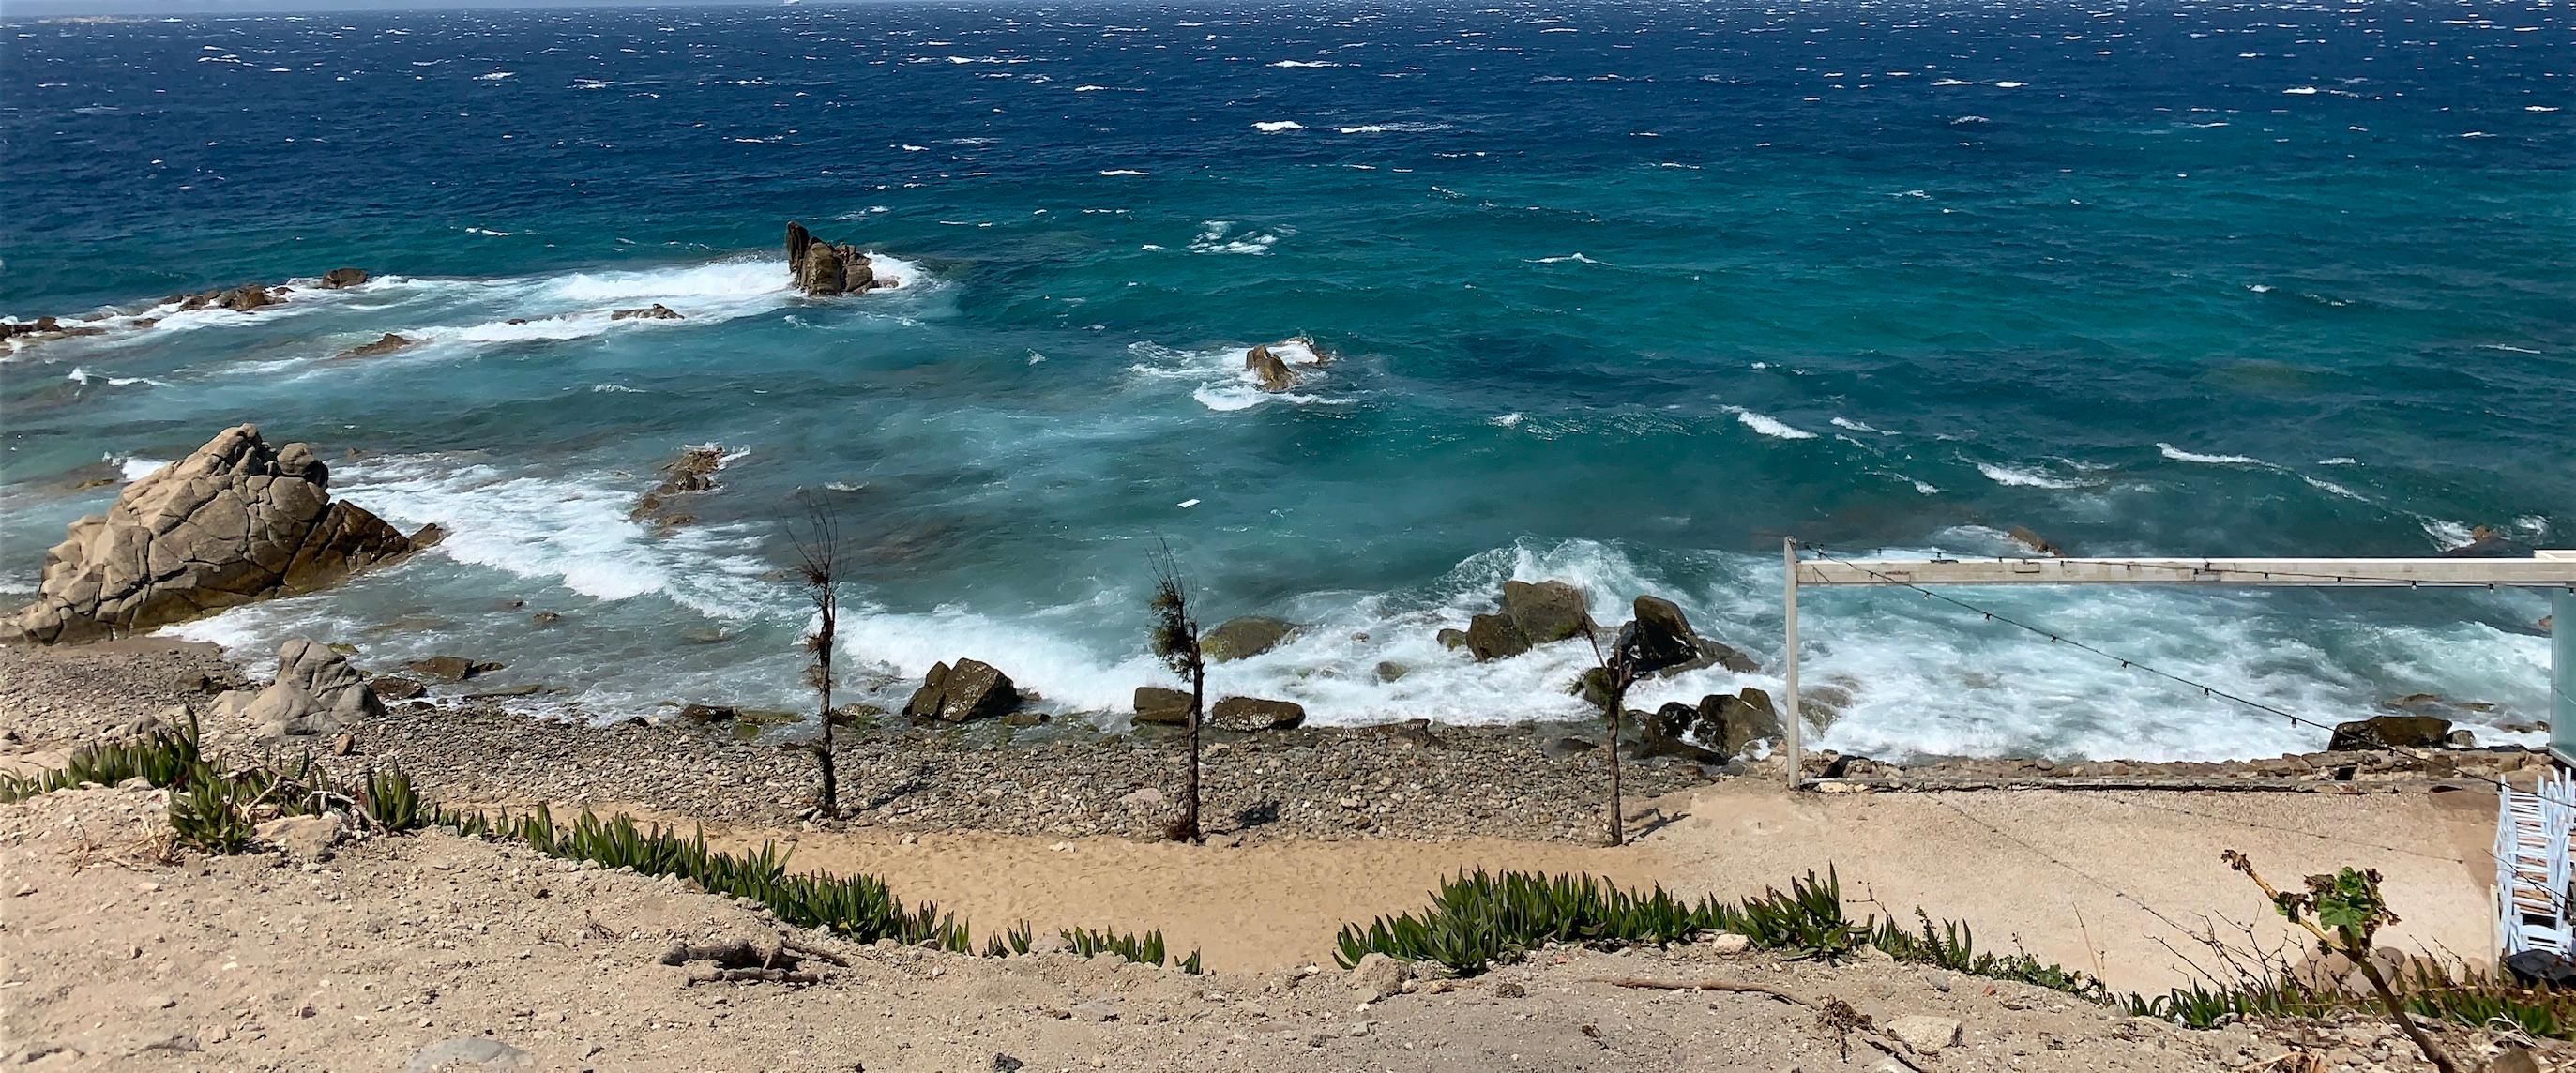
1,2,2569,761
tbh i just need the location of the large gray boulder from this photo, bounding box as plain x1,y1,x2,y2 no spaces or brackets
1203,615,1296,662
903,658,1021,722
1500,580,1591,645
215,638,385,742
12,425,425,643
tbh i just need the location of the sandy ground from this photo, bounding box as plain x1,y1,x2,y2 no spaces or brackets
20,782,2553,1073
645,778,2498,991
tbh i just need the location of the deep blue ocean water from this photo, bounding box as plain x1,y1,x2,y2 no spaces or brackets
2,1,2569,761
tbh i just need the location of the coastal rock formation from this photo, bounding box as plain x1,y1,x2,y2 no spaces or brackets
631,446,728,529
2440,525,2521,557
2,316,109,344
2006,526,2065,557
1617,595,1758,677
403,656,502,682
1202,615,1296,662
1691,688,1782,759
785,221,887,296
904,658,1021,722
176,283,282,313
2328,714,2452,751
1133,686,1192,727
1243,336,1330,393
611,303,684,321
1211,696,1306,732
317,268,370,289
11,425,428,643
337,333,416,359
213,638,386,742
1456,579,1593,662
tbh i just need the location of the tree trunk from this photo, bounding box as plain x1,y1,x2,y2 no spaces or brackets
1605,679,1627,847
1182,661,1204,843
2349,947,2458,1073
815,593,839,816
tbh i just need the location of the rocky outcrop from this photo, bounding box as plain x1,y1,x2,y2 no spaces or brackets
11,425,429,643
212,638,386,742
402,656,502,682
2,316,109,344
785,221,888,296
1615,595,1758,678
1211,696,1305,732
903,659,1021,723
2007,526,2065,557
1691,688,1781,759
337,333,416,359
1202,615,1296,662
2328,714,2452,751
1133,686,1192,727
317,268,371,289
1454,579,1594,662
1246,345,1296,392
611,303,684,321
176,283,282,313
631,446,728,529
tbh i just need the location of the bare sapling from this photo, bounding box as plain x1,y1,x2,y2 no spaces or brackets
1146,543,1205,844
2220,850,2458,1073
785,492,842,815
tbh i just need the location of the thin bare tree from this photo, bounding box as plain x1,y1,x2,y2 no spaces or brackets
785,491,842,815
1580,624,1644,847
1145,542,1205,844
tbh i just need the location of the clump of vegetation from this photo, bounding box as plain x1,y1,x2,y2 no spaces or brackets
1062,926,1205,974
1145,542,1207,844
0,715,206,803
1335,867,2109,1002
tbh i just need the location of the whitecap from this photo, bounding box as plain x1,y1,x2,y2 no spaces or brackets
1251,120,1305,132
1993,81,2027,88
2283,85,2319,95
1721,406,1816,440
474,71,515,81
2156,443,2265,465
1950,115,1989,125
1932,78,1973,86
1099,169,1149,176
1490,412,1525,429
2301,476,2367,501
1523,253,1602,264
1976,461,2084,490
1268,60,1341,68
1188,220,1278,255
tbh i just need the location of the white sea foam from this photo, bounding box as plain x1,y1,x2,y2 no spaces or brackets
1252,121,1305,132
1524,252,1603,264
1337,122,1450,135
1932,78,1974,86
1993,81,2027,88
66,367,159,387
1099,169,1149,176
2419,518,2478,550
2283,85,2320,95
1721,407,1816,440
117,457,171,481
1189,221,1279,255
1828,416,1884,434
1490,412,1525,429
1949,115,1989,125
2301,476,2367,501
1976,461,2084,490
324,455,774,616
1268,60,1341,68
1128,338,1340,413
2319,457,2357,466
2156,443,2265,465
475,71,515,81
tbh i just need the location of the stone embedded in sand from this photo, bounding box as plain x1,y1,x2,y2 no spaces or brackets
1202,615,1296,662
256,810,344,862
1349,952,1411,1000
904,658,1022,723
11,425,426,643
337,333,416,359
215,639,386,743
1211,696,1305,732
610,303,684,321
1886,1015,1962,1053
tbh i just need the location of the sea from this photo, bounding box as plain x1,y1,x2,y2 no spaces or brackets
2,1,2568,763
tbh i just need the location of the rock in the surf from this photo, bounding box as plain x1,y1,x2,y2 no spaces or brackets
177,283,282,313
630,446,728,529
1616,595,1758,677
1501,580,1592,645
1246,344,1297,392
1133,686,1192,727
213,638,386,743
785,220,885,296
0,316,108,345
1692,688,1781,759
611,303,684,321
1202,615,1296,662
2327,714,2452,752
1463,612,1530,661
1211,696,1305,732
2439,525,2521,558
337,333,416,359
10,425,427,643
904,658,1022,722
2007,526,2065,557
317,268,371,289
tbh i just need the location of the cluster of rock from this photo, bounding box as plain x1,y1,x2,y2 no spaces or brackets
903,658,1023,723
170,267,369,315
1437,580,1592,661
1132,688,1308,732
337,333,416,359
630,446,729,529
1245,337,1331,393
1,316,107,344
10,425,438,643
785,221,895,296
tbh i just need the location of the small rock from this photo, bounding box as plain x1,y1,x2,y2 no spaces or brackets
992,1055,1025,1073
1705,932,1750,956
1923,969,1952,992
407,1037,538,1072
1885,1015,1962,1053
254,812,344,862
1349,952,1412,1000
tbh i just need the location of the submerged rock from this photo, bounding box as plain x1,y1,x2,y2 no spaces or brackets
631,445,728,529
2,315,109,345
2006,526,2065,557
904,658,1022,722
11,425,426,643
610,303,684,321
336,333,416,359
